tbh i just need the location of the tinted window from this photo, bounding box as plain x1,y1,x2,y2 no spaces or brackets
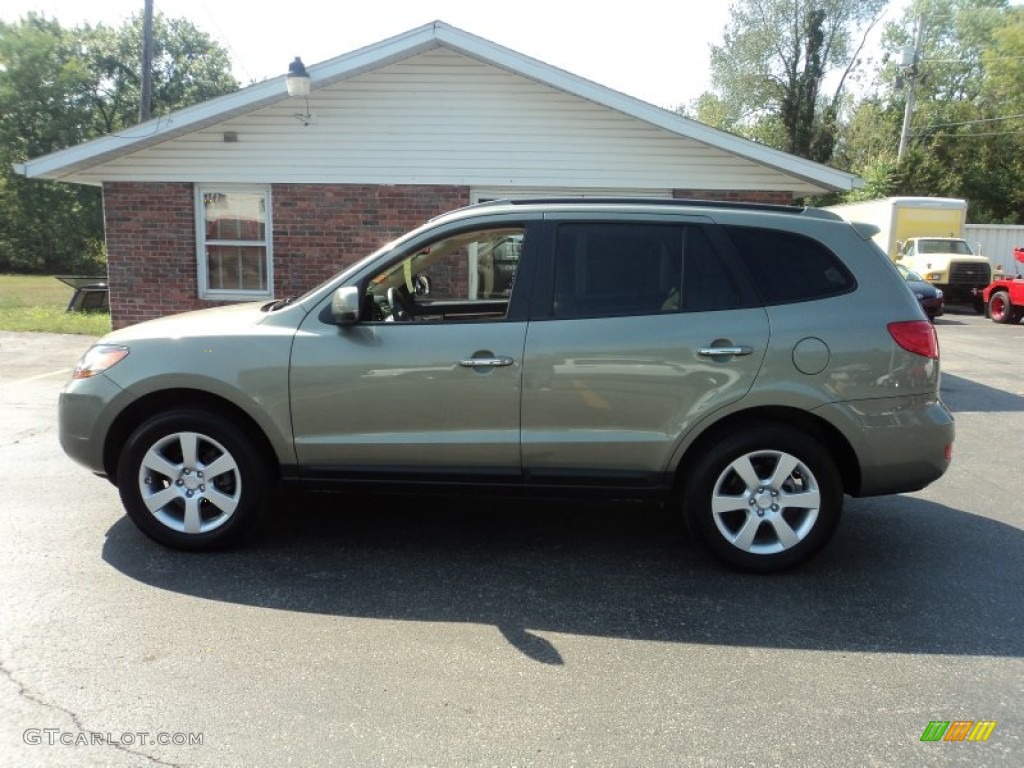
724,226,855,304
553,223,740,318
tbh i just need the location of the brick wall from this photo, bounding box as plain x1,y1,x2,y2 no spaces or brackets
271,184,469,298
103,182,197,330
102,182,469,329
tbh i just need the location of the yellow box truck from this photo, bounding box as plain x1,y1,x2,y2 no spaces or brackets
825,197,992,311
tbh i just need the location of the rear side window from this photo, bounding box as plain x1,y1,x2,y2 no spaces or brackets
552,223,741,318
723,226,855,305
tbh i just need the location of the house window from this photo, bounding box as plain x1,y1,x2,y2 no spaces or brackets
196,185,273,299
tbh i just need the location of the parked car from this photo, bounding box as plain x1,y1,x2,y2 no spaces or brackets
59,198,955,572
896,262,945,319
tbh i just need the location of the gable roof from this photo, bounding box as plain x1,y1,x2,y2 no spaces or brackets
14,20,860,192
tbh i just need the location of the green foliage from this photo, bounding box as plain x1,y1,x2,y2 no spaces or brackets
0,12,237,274
982,6,1024,109
801,0,1024,222
873,0,1024,222
0,274,110,335
704,0,888,162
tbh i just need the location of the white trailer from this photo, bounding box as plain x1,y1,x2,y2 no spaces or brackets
964,224,1024,276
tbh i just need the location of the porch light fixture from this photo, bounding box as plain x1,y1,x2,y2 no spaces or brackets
286,57,313,125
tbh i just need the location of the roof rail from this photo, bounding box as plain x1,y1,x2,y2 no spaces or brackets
436,196,843,221
464,196,823,213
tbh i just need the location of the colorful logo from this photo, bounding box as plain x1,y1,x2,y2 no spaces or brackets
920,721,997,742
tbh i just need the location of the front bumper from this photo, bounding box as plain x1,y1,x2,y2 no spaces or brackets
58,373,133,477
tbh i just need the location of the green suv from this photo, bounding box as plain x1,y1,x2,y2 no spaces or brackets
59,198,954,572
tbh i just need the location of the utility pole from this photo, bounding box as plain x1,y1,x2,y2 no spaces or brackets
139,0,154,123
897,15,926,163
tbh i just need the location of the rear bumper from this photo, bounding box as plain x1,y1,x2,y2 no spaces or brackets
815,395,955,497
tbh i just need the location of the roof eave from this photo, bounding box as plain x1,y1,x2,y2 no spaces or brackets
16,19,861,192
16,22,447,182
428,22,860,192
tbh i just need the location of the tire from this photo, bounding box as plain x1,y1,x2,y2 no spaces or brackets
989,290,1013,324
682,425,843,573
116,408,271,550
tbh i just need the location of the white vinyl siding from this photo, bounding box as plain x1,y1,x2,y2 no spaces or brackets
75,50,820,194
195,185,273,300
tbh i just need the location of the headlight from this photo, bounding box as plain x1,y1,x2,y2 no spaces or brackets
925,272,943,281
73,344,130,380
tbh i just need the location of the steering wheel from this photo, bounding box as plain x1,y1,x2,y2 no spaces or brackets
387,286,414,321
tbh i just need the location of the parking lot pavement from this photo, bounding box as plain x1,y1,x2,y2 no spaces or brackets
0,318,1021,767
0,331,95,381
0,332,96,448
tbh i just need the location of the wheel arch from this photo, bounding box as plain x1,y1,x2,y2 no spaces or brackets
671,406,861,497
103,389,282,484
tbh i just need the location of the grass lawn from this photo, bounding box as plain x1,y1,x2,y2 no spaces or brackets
0,274,111,335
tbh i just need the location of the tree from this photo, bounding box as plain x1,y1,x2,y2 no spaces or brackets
871,0,1023,221
702,0,888,163
0,12,237,273
828,97,903,201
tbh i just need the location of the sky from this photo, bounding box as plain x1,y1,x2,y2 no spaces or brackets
0,0,912,111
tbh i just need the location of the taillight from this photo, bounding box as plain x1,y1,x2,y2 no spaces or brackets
888,320,938,359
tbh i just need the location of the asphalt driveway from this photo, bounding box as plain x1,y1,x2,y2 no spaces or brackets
0,319,1021,767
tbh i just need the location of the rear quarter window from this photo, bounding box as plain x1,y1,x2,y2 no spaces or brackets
723,225,855,305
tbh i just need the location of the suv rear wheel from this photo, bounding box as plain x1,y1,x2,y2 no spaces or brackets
682,425,842,573
116,409,270,550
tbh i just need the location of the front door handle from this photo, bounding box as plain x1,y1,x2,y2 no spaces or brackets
698,346,754,358
459,356,514,368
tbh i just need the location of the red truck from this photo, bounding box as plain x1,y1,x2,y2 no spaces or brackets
982,247,1024,323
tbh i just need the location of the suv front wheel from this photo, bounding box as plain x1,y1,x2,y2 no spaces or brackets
682,425,842,573
116,409,270,550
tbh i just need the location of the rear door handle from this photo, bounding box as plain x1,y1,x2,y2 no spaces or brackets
459,356,514,368
698,346,753,358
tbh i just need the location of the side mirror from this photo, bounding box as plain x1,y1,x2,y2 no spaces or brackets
330,286,361,326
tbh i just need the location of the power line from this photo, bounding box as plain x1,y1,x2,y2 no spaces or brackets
923,113,1024,129
921,129,1024,138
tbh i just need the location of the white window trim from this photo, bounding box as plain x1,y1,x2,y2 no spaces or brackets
195,184,274,301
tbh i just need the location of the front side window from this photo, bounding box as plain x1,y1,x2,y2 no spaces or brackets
365,227,524,322
196,186,272,299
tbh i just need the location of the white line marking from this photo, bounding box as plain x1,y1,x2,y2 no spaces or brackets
7,368,72,384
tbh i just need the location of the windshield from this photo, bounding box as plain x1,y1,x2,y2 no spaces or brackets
918,239,973,255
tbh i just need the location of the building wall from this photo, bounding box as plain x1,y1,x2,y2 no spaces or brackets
271,183,469,298
77,49,831,196
103,182,791,329
103,182,197,330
